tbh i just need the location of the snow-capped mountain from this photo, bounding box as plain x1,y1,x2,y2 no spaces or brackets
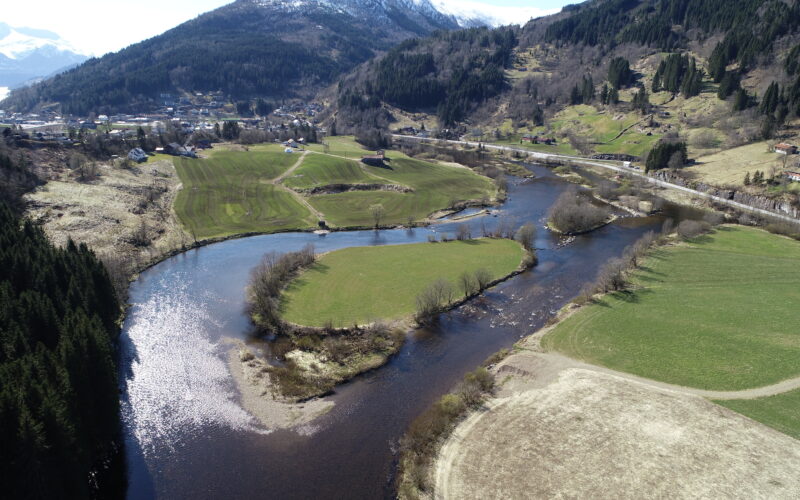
0,23,88,88
243,0,555,28
431,0,560,27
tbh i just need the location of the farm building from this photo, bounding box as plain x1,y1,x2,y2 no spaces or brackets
361,150,387,167
774,143,797,155
784,171,800,182
127,148,148,163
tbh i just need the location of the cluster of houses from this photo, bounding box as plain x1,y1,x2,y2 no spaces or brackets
521,134,557,145
282,138,305,152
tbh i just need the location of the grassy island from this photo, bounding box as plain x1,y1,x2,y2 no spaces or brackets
282,239,526,328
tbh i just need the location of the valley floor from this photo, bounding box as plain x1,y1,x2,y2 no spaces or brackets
426,226,800,499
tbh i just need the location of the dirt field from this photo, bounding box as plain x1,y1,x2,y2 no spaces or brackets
434,352,800,500
25,158,189,278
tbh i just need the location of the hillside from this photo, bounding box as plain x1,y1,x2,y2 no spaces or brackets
0,0,463,115
332,0,800,157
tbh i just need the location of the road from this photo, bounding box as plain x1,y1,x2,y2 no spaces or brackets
394,135,800,225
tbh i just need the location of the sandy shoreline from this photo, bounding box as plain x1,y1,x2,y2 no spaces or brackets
225,339,334,431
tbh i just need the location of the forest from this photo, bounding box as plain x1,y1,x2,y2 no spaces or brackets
338,27,517,128
0,203,124,499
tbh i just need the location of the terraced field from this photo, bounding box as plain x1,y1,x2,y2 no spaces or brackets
310,156,496,227
282,154,386,190
173,138,497,237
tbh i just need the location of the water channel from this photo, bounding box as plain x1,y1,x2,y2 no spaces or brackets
121,164,683,499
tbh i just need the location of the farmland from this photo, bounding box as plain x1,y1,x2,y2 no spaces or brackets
542,226,800,391
172,137,498,237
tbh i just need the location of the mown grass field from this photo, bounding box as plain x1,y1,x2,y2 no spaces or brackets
173,137,497,236
283,154,385,190
542,226,800,390
307,154,497,227
716,390,800,440
282,239,525,327
173,147,314,238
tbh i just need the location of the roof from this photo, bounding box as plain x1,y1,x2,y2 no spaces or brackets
775,143,795,149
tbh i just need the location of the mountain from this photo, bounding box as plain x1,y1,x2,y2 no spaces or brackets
0,23,88,88
431,0,559,28
0,0,467,115
332,0,800,136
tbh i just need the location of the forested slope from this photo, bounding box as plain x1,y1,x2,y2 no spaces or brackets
0,203,124,499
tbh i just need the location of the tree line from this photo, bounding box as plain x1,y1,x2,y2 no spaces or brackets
0,202,124,499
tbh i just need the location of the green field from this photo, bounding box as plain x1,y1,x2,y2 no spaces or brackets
174,146,314,238
542,226,800,390
309,156,496,227
282,239,525,327
283,154,385,190
716,390,800,440
172,137,497,237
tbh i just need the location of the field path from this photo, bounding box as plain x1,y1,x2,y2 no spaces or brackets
270,151,326,222
272,150,309,184
511,348,800,400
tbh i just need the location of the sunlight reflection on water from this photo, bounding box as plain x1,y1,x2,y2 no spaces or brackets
121,279,260,459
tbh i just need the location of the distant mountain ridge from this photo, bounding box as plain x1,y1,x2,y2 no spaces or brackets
0,0,554,114
0,22,88,88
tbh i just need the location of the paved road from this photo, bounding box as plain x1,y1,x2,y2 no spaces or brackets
394,135,800,225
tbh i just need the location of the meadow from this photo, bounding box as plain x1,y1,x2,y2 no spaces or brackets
716,389,800,440
542,226,800,391
173,145,314,238
281,239,525,327
308,155,497,227
172,138,498,237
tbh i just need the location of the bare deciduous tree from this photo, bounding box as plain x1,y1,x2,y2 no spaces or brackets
370,203,385,229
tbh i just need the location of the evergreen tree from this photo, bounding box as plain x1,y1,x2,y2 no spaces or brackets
608,57,634,89
759,82,780,115
744,172,751,185
733,88,751,111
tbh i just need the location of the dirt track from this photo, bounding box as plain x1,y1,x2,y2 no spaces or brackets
435,353,800,499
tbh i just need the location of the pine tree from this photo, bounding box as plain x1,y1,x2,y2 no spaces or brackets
744,172,751,185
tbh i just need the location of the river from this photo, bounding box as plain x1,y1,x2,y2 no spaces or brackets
121,164,678,498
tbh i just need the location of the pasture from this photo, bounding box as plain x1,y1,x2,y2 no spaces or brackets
542,226,800,390
173,147,314,238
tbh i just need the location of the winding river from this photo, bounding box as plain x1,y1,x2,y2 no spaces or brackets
121,164,682,499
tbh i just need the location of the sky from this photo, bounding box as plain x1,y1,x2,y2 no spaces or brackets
2,0,574,57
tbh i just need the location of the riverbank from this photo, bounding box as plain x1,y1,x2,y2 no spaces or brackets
226,339,334,431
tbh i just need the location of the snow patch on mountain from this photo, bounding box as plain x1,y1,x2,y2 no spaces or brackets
431,0,560,27
0,23,82,60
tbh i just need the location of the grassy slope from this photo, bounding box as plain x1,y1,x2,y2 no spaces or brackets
716,390,800,440
688,142,782,187
309,154,496,227
283,154,385,189
542,226,800,390
282,239,524,327
174,146,314,238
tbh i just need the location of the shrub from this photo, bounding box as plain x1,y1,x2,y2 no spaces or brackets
247,244,316,330
548,190,610,234
676,220,711,240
